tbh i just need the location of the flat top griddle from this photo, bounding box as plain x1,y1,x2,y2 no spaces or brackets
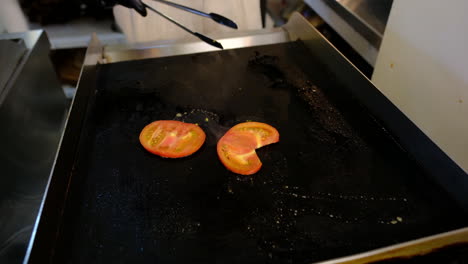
34,42,467,263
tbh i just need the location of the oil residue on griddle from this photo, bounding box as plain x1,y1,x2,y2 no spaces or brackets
248,52,363,149
240,51,421,262
248,52,285,83
171,108,229,143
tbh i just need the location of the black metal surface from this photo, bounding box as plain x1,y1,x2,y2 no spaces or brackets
26,65,99,264
29,42,467,264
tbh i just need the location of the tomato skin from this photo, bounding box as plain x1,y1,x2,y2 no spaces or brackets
217,122,279,175
139,120,206,158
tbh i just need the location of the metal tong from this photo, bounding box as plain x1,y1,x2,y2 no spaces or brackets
143,0,239,49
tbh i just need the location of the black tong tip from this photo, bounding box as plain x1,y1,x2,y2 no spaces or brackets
209,13,238,29
194,32,224,49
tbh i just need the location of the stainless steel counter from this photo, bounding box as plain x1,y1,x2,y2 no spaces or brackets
0,30,67,264
305,0,393,66
337,0,392,36
88,27,290,65
0,39,27,96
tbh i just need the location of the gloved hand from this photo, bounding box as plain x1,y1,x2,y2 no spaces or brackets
102,0,147,17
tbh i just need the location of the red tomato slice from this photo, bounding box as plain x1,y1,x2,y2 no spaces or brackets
217,122,279,175
139,120,206,158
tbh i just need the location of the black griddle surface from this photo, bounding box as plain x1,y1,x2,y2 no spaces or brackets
56,42,467,263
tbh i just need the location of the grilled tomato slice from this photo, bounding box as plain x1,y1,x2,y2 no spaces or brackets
139,120,206,158
217,122,279,175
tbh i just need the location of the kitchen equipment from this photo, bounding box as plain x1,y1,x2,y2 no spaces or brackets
25,13,468,264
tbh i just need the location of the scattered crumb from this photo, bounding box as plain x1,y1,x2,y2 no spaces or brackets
396,217,403,222
391,220,398,224
205,117,209,122
459,99,463,103
176,113,182,117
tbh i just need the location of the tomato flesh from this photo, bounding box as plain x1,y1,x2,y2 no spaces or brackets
217,122,279,175
139,120,206,158
217,131,262,175
229,122,280,148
